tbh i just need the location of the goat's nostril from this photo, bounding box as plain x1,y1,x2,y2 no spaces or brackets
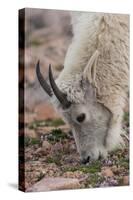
81,156,90,164
86,156,90,162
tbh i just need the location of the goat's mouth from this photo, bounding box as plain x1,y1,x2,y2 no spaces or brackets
81,156,90,164
81,153,102,164
79,147,108,163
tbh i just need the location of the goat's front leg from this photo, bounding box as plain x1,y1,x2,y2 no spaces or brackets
105,113,124,151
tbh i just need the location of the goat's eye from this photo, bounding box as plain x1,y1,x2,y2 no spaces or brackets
76,113,86,123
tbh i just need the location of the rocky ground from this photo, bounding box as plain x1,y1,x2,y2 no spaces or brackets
24,111,129,192
19,9,129,192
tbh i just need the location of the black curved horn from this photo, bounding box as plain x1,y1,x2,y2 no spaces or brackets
49,64,71,108
36,60,53,97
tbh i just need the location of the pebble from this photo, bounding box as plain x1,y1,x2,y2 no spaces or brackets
25,128,37,138
42,141,52,152
101,167,114,177
111,166,120,175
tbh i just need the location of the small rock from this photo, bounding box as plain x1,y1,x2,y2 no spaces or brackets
101,167,114,177
35,147,42,154
108,177,118,186
35,141,52,155
100,177,118,187
104,159,113,166
52,142,63,152
111,166,119,175
70,143,76,151
63,171,75,178
26,177,80,192
42,141,52,152
48,170,55,177
25,128,37,138
123,176,129,185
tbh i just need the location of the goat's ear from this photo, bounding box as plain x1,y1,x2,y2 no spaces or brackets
83,50,99,84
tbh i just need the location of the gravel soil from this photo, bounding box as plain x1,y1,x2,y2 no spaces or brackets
24,112,129,190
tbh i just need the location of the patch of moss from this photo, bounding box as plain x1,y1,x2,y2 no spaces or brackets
24,136,40,146
109,148,123,157
28,118,65,130
30,138,40,145
31,39,41,46
24,136,31,147
28,120,46,129
64,161,101,174
46,156,61,166
47,129,69,143
118,157,129,170
85,174,104,188
44,118,65,127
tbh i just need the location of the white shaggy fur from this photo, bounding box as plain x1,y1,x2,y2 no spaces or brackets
51,12,129,161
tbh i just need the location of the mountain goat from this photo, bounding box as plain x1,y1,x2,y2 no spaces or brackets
36,12,129,164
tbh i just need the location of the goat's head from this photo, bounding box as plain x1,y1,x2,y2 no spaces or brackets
36,51,111,163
